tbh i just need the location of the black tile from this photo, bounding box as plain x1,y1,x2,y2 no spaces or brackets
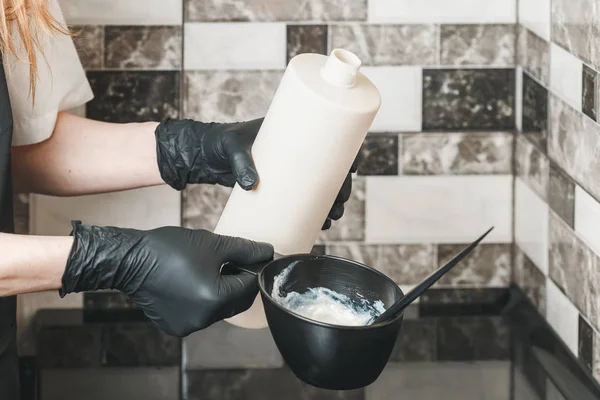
389,318,437,361
286,25,328,63
419,288,510,316
105,26,182,69
311,245,326,255
548,163,575,228
38,326,102,368
582,65,597,122
522,72,548,151
102,324,181,367
187,368,364,400
578,316,594,372
422,68,515,130
84,292,136,309
87,71,180,123
437,316,510,361
19,356,36,400
356,134,399,176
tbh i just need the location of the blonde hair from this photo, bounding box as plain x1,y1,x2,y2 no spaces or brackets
0,0,70,102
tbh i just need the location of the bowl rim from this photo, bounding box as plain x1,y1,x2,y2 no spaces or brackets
257,254,405,331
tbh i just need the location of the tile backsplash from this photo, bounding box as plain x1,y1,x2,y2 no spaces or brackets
17,0,600,393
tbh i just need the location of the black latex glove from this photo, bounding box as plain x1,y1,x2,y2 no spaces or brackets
60,221,274,337
155,118,357,230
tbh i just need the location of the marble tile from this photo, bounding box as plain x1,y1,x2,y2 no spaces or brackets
546,279,580,356
102,324,180,367
38,326,102,368
365,175,512,244
360,66,422,132
13,193,29,235
41,368,180,400
105,26,181,70
518,0,551,40
286,25,327,63
186,0,367,22
186,369,364,400
552,0,600,70
184,23,286,70
582,64,598,121
436,244,511,287
522,72,549,151
550,43,583,111
182,184,232,231
318,178,365,241
311,245,326,255
389,319,437,361
401,132,513,175
59,0,183,25
30,186,181,235
518,26,550,85
72,25,104,70
184,70,282,122
357,134,398,176
326,243,435,285
515,134,549,201
516,67,523,132
87,71,179,123
440,24,515,66
185,321,282,369
514,246,547,316
549,212,600,331
437,317,510,360
575,186,600,257
367,362,510,400
84,292,136,310
330,24,438,66
368,0,516,23
548,94,600,201
578,316,594,371
548,164,575,228
422,69,515,130
515,179,549,276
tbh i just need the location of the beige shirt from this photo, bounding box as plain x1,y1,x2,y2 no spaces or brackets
5,0,93,146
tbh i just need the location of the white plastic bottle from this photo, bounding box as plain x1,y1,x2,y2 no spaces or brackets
214,49,381,329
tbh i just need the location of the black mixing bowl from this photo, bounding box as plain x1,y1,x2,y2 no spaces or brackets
223,254,404,390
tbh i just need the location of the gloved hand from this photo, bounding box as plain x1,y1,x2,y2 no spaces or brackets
155,118,357,230
60,221,273,337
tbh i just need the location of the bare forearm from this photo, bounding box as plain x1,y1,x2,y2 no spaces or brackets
11,112,163,196
0,233,73,296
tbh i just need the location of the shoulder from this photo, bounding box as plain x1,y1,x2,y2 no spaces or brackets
8,0,93,146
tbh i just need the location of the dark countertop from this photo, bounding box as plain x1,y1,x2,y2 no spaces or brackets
24,286,600,400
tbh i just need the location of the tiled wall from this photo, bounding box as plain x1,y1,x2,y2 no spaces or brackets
18,0,519,377
514,0,600,387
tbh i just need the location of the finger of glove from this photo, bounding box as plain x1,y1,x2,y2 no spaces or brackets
351,157,359,174
328,202,345,221
223,138,259,190
217,234,274,265
322,218,332,230
335,173,352,203
218,272,260,317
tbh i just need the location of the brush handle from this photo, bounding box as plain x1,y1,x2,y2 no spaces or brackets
369,226,495,325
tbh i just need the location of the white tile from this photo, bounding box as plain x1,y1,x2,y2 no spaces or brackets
184,23,286,70
58,0,183,25
30,186,180,235
575,186,600,257
546,279,579,356
518,0,551,41
550,43,583,111
515,66,523,131
368,0,516,23
365,175,512,244
361,66,422,132
515,178,549,275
